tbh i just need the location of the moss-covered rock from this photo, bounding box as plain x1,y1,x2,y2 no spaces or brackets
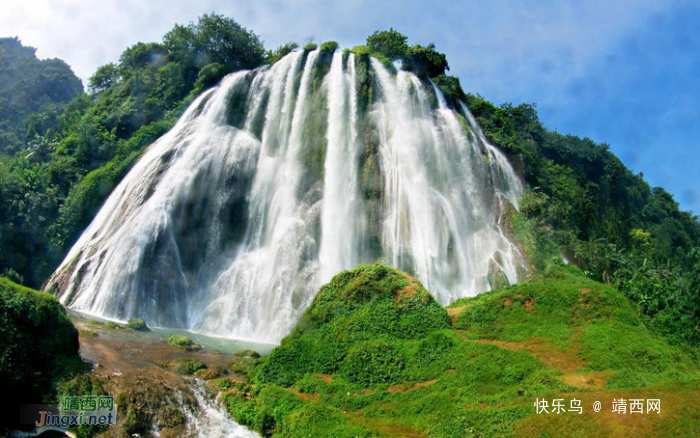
168,334,202,351
172,358,207,375
127,317,149,331
0,277,82,427
234,349,261,358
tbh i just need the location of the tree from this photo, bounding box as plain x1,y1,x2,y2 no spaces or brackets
405,43,449,78
366,28,409,61
119,42,168,71
88,63,120,93
0,38,82,154
164,13,265,71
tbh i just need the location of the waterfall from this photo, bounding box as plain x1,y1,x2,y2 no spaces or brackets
181,381,259,438
318,52,361,283
47,49,526,343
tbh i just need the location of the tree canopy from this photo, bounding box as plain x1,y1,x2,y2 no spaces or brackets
0,37,83,155
362,28,449,78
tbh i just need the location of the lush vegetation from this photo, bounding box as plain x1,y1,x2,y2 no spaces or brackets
0,14,266,287
362,28,449,78
168,334,202,351
1,18,699,437
0,37,83,155
452,93,700,345
395,45,700,346
221,264,699,437
0,277,83,429
127,317,149,331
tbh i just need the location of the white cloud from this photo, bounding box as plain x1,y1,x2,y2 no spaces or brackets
0,0,671,101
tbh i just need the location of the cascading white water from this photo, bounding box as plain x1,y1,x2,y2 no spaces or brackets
318,51,361,283
47,49,526,343
181,381,259,438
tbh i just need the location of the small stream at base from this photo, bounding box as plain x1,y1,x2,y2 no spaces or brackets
179,380,259,438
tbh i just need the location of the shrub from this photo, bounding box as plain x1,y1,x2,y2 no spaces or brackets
234,349,261,358
167,334,202,351
319,41,338,54
127,318,149,331
173,359,206,375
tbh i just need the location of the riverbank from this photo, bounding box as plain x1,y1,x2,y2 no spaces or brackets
63,313,263,437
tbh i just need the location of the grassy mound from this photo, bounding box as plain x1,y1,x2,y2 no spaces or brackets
222,264,700,438
252,264,450,387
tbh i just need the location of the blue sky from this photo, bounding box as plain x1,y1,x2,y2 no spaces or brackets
2,0,699,214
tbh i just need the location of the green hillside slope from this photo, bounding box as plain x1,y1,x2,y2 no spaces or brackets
222,264,699,437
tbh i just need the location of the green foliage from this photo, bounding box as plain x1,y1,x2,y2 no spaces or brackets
432,74,466,107
303,43,318,52
351,45,371,59
340,340,405,385
168,334,202,351
193,62,228,92
88,63,120,93
366,28,409,61
225,385,303,436
0,14,266,288
228,265,699,437
126,318,149,331
57,373,108,438
466,93,700,344
0,38,82,155
231,358,258,375
678,248,700,343
164,13,265,71
363,29,449,78
266,42,299,64
404,43,449,78
0,277,83,427
452,265,698,387
234,349,261,358
319,41,339,55
252,264,450,387
172,358,206,375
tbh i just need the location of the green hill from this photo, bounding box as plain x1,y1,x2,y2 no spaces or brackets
222,264,699,437
0,37,83,155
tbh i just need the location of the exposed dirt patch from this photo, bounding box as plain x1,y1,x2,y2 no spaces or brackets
458,333,585,373
401,271,420,285
395,272,420,304
388,379,438,394
578,287,591,294
313,373,333,383
447,305,467,323
503,297,514,307
344,409,429,438
282,387,319,401
556,371,610,389
396,285,417,301
524,298,535,312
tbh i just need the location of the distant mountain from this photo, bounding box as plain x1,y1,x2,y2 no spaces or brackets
0,37,83,154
